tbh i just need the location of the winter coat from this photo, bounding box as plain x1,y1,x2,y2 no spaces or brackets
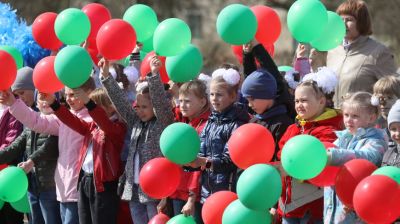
51,101,126,192
327,36,397,108
9,99,92,202
0,128,58,193
199,103,250,202
382,139,400,167
102,73,174,203
324,127,387,224
278,109,344,219
0,109,23,167
251,104,293,161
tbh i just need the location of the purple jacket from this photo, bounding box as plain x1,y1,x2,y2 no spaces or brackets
0,109,23,165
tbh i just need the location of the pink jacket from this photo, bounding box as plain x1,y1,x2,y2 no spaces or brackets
9,99,92,202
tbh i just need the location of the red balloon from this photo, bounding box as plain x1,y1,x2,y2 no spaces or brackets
202,191,238,224
335,159,377,208
139,158,181,199
148,213,170,224
140,51,169,84
228,123,275,169
353,175,400,224
96,19,136,60
0,50,17,90
32,12,63,51
0,164,7,171
33,56,64,93
309,142,340,187
231,44,274,64
82,3,111,41
251,5,281,45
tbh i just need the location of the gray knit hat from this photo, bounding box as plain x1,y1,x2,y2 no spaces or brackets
387,99,400,127
11,67,35,92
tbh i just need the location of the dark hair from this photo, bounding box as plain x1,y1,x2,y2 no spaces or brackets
80,77,96,92
336,0,372,36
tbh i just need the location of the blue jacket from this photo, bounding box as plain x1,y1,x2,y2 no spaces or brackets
324,127,387,224
199,103,250,202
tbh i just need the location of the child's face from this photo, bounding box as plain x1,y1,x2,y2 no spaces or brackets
295,86,325,120
65,88,85,111
246,97,274,115
179,92,206,120
343,106,376,134
135,94,155,122
210,83,236,113
13,89,34,107
373,93,398,119
389,122,400,144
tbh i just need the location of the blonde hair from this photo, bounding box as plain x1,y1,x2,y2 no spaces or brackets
89,88,113,108
179,79,208,100
373,76,400,97
342,92,378,115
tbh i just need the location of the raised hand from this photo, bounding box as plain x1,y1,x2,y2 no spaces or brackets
296,44,307,58
132,42,143,54
98,57,110,78
38,92,56,105
72,88,90,104
150,56,162,75
0,90,16,106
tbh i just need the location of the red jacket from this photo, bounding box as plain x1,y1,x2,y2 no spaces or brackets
170,106,210,201
277,109,344,219
54,101,126,192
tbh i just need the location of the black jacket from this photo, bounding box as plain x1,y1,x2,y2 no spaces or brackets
243,44,296,119
381,137,400,167
199,103,250,202
0,128,58,193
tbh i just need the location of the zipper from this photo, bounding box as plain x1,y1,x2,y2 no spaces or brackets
105,152,116,177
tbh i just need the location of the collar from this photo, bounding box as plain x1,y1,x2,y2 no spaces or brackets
343,36,369,51
296,108,339,127
256,104,287,120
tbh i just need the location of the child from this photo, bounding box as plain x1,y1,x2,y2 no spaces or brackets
0,95,61,224
383,99,400,167
0,67,34,224
325,92,387,223
189,67,250,202
1,77,96,224
277,80,344,224
241,69,293,161
40,87,126,224
161,80,210,223
243,39,296,119
100,56,174,223
371,76,400,129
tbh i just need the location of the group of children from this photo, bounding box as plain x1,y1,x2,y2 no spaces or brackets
0,3,400,224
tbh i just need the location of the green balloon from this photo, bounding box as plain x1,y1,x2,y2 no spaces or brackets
0,167,28,202
0,200,4,210
278,66,293,72
55,8,91,45
140,51,147,61
237,164,282,211
153,18,191,57
222,200,271,224
166,44,203,82
311,11,346,51
160,123,200,165
216,4,257,45
0,46,23,69
281,135,327,180
287,0,328,43
10,193,30,213
142,35,154,52
167,214,196,224
54,46,92,88
372,166,400,185
123,4,159,42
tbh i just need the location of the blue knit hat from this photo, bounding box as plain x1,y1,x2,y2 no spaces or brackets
241,69,277,99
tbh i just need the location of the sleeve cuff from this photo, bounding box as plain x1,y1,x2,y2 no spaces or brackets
130,52,140,61
49,101,61,111
85,99,97,111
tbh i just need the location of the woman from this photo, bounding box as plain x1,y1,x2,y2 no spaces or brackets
327,0,397,108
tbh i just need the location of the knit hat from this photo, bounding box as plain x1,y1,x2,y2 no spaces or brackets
11,67,35,92
387,99,400,127
241,69,277,99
